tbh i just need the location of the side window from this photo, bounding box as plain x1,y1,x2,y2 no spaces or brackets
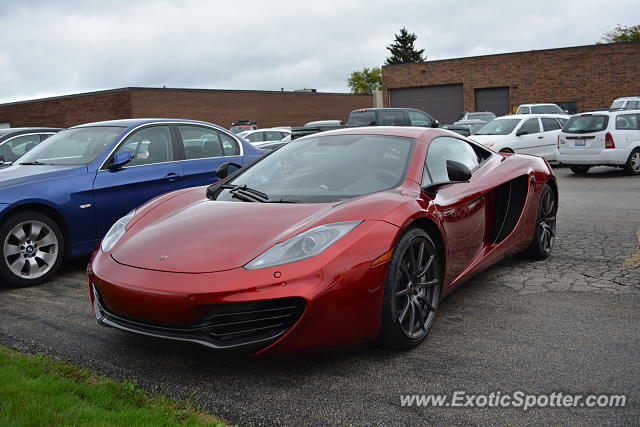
40,133,55,141
541,118,561,132
114,125,173,167
517,107,530,114
519,118,540,134
178,125,224,159
1,134,41,162
426,136,480,183
220,133,241,156
625,101,639,110
265,131,283,141
380,111,407,126
615,113,639,130
245,132,264,143
408,111,433,127
557,118,568,127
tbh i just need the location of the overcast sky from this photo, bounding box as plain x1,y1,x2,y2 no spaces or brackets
0,0,637,103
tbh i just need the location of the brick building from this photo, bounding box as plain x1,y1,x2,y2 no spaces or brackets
0,87,372,129
382,42,640,123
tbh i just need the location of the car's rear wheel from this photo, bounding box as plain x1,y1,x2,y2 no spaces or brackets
0,211,65,287
570,165,590,174
520,183,557,260
378,228,441,350
624,148,640,175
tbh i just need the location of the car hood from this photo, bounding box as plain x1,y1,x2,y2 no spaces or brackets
111,187,409,273
0,164,86,193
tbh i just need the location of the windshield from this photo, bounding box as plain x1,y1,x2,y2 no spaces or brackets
468,113,495,122
563,115,609,134
219,134,415,203
476,119,521,135
19,126,124,165
531,105,563,114
610,100,624,109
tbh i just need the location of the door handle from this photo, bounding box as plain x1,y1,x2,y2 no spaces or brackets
537,136,543,139
164,173,182,182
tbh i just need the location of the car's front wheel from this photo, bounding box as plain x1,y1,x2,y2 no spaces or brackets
0,211,65,287
378,228,441,350
520,183,557,260
624,148,640,175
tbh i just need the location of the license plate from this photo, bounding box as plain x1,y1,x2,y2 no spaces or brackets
575,140,586,147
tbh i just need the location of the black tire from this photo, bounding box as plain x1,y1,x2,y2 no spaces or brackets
623,148,640,175
570,165,590,174
520,183,557,260
0,211,65,287
378,228,441,350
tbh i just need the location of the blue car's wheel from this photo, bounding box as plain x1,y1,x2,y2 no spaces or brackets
0,211,65,287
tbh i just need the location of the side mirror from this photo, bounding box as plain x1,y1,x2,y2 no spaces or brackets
215,162,242,179
516,129,528,136
431,120,440,128
0,156,5,164
110,150,134,169
421,160,471,196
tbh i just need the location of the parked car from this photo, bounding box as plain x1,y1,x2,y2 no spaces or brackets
0,119,264,287
89,126,556,356
451,119,488,134
253,140,288,151
229,120,257,134
457,111,496,122
471,114,566,161
558,110,640,175
443,125,471,137
0,128,61,166
291,108,439,140
516,103,568,116
238,128,292,144
610,97,640,111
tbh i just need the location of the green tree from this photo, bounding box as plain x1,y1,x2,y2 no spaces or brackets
385,27,426,65
347,67,382,94
601,24,640,43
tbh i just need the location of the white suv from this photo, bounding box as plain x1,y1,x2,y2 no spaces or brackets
610,97,640,110
471,114,567,161
558,110,640,175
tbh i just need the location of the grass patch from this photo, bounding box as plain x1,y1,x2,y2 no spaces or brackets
0,345,228,426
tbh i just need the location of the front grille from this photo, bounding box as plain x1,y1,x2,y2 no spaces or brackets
202,298,306,346
93,285,306,352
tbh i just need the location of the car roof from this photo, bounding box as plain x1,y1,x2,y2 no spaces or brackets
71,118,217,129
576,109,640,115
303,126,437,139
0,127,61,134
518,103,558,107
494,114,565,119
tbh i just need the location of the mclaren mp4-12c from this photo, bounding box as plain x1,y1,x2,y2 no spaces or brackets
89,126,557,356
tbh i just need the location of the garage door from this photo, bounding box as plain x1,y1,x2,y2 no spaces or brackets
389,84,463,124
475,87,509,117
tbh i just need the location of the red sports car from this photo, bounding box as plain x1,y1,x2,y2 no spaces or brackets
89,127,557,356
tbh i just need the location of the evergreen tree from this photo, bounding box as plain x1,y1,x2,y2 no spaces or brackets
385,27,426,65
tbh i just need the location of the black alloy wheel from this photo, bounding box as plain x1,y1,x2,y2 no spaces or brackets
379,228,441,350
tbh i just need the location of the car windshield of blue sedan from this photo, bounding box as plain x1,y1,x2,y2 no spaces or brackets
218,134,415,203
19,126,124,165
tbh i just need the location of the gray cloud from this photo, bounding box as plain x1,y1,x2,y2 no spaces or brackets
0,0,637,102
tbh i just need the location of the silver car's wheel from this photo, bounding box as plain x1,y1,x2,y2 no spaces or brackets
3,220,59,279
625,149,640,175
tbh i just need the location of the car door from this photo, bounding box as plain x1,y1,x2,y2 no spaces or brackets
540,117,563,160
514,118,544,155
92,124,184,236
176,124,245,189
422,136,488,283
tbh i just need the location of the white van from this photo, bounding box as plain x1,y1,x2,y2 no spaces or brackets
610,97,640,110
558,110,640,175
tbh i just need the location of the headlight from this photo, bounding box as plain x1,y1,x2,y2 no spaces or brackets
101,210,136,252
245,221,361,270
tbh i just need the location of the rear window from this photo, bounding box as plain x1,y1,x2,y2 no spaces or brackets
531,105,563,114
563,115,609,134
348,111,377,126
615,113,639,130
611,100,625,109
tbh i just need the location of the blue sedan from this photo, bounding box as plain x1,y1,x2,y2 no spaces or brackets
0,119,265,286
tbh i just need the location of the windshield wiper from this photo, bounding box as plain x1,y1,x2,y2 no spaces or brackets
220,184,270,203
19,161,52,165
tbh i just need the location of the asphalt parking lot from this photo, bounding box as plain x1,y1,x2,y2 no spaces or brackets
1,166,638,426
